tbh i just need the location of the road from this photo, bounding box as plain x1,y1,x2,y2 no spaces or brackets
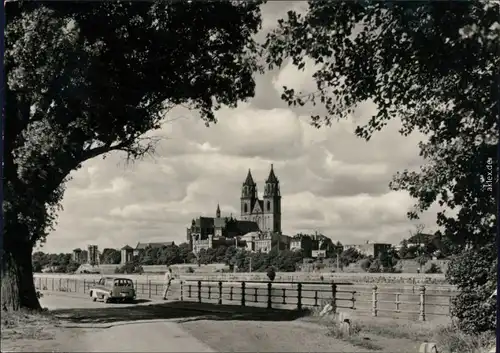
29,292,422,353
39,293,215,352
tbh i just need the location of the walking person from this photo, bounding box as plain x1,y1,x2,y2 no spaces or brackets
162,267,173,300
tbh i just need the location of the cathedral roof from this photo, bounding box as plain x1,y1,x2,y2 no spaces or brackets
266,164,279,184
243,169,256,186
214,217,226,228
235,220,260,234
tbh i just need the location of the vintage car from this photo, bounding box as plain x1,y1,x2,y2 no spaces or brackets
89,277,136,303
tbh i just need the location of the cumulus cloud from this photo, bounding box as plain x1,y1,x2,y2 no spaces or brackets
39,3,438,253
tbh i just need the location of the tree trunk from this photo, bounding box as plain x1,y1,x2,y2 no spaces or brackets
1,235,41,311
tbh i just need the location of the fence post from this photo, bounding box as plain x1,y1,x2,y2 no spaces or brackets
395,293,400,312
52,278,54,291
218,281,223,305
83,279,86,293
331,283,337,313
75,279,77,293
419,286,426,321
180,281,184,301
66,278,69,291
148,280,151,299
297,283,302,311
372,285,378,317
267,282,272,309
59,278,62,291
241,282,246,307
197,281,202,303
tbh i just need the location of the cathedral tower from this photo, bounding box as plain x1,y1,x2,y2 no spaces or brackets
241,169,258,221
263,164,281,233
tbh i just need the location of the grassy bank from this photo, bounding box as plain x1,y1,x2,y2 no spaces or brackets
2,309,56,341
307,311,495,353
0,309,82,352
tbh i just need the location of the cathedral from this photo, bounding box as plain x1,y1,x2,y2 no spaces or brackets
187,165,283,253
240,164,281,234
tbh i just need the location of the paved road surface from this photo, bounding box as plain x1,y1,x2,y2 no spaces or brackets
36,292,418,352
40,294,215,352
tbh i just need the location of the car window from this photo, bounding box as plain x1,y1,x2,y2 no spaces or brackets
114,279,133,287
98,278,104,285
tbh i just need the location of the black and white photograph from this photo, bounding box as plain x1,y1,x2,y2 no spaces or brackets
2,1,498,352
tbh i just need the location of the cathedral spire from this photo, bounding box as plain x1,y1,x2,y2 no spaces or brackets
243,168,256,186
216,203,221,218
264,164,280,197
266,164,279,184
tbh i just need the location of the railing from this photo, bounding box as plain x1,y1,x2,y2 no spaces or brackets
34,276,454,322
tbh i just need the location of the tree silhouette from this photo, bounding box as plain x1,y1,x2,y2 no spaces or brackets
4,1,263,310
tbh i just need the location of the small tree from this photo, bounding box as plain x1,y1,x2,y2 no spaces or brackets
425,263,442,274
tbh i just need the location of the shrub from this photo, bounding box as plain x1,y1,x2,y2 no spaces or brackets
185,266,195,273
115,262,143,274
446,245,496,334
65,261,80,273
434,325,495,353
393,261,403,273
368,259,381,273
324,316,382,351
359,258,371,272
425,263,442,274
315,263,326,270
326,319,361,339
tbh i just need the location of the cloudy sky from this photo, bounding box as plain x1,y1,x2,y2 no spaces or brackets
40,2,442,253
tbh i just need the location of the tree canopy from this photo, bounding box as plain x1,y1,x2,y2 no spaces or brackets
264,0,498,333
264,1,498,251
3,0,263,310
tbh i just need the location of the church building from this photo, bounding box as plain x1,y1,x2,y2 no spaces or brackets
240,164,281,234
187,165,283,253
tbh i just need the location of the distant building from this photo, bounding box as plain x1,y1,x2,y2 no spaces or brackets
120,245,134,265
72,248,82,263
343,241,391,258
188,165,285,254
87,245,99,266
311,233,335,258
290,235,314,257
290,233,335,258
71,248,89,264
240,231,290,253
